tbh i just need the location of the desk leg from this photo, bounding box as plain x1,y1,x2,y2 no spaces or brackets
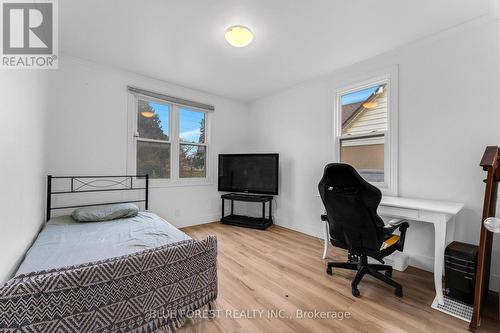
322,220,329,259
433,221,447,305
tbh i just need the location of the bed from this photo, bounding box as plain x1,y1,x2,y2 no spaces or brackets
0,175,218,333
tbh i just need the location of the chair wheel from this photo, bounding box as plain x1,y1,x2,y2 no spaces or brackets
326,267,332,275
395,287,403,297
385,269,392,277
352,287,360,297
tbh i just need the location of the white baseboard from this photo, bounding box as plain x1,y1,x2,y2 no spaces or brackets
406,252,435,273
405,253,500,292
273,217,500,292
173,214,500,292
273,216,322,239
171,214,220,229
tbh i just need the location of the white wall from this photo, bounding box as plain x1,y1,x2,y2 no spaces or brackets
248,18,500,290
47,55,250,228
0,71,48,282
5,11,499,292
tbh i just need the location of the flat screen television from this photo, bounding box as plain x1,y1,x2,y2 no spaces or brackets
218,153,279,195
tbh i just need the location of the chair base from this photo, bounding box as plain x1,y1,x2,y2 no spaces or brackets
326,255,403,298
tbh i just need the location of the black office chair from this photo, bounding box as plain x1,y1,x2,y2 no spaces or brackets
318,163,409,297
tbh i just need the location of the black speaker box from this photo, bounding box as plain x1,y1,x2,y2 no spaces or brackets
444,241,478,305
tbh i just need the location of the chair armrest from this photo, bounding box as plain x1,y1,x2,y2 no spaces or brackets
384,218,404,227
396,221,409,251
383,218,406,232
383,220,409,251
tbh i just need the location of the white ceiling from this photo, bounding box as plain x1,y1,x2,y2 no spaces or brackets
60,0,490,102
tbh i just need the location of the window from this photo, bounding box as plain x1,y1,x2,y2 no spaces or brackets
179,108,207,178
333,71,398,195
128,90,211,185
136,100,171,178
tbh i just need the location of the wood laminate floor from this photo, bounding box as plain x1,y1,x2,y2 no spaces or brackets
179,222,498,333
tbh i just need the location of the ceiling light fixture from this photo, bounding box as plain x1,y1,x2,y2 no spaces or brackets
225,25,254,47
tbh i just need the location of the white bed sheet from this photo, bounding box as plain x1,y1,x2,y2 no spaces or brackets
15,212,191,275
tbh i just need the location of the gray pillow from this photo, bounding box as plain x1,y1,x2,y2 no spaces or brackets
71,203,139,222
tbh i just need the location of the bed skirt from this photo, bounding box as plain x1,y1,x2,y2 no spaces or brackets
0,236,218,332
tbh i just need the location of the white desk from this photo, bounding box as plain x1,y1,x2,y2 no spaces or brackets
319,195,464,307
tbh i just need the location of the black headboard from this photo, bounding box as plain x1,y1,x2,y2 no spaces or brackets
46,175,149,221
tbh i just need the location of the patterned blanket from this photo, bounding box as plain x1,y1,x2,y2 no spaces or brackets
0,236,218,333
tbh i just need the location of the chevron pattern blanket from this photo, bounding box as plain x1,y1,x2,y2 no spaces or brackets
0,236,218,333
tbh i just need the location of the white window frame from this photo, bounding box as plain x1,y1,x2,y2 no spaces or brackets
127,92,212,188
331,67,398,196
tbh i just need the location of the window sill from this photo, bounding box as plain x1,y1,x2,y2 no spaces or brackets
149,178,213,189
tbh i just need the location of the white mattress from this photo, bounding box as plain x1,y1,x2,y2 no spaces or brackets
15,212,191,275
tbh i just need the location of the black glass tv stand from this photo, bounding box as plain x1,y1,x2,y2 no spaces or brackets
220,193,273,230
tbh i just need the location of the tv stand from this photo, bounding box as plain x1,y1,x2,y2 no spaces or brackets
220,193,273,230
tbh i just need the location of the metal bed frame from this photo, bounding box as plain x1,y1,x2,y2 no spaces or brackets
46,174,149,221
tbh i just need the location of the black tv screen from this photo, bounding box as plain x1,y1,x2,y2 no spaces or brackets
218,154,279,195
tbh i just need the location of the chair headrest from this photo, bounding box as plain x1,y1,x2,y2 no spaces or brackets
319,163,381,199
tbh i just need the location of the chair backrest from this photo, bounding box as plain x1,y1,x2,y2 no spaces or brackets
318,163,385,252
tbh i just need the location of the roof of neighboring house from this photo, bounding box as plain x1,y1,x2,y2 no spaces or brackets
342,101,363,126
341,85,385,130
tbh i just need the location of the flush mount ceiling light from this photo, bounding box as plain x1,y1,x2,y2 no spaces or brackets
225,25,254,47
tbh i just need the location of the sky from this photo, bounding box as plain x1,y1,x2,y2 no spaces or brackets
179,108,204,143
341,85,379,105
149,102,204,143
149,102,170,136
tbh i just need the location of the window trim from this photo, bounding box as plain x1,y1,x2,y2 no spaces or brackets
331,67,398,196
127,92,213,188
176,106,210,180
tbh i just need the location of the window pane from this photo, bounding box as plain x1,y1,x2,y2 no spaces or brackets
341,83,387,136
179,108,206,143
137,141,170,179
179,144,206,178
340,136,384,182
137,100,170,141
